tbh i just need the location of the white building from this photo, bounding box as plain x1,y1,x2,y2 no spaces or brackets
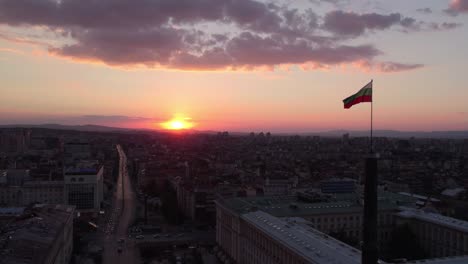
64,163,103,214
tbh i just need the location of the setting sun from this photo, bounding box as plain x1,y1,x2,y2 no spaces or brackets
161,117,194,130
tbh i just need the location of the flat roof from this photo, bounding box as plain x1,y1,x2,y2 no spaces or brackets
242,211,363,264
241,211,467,264
0,207,25,216
406,256,468,263
396,207,468,233
64,162,102,175
219,191,417,217
0,204,75,264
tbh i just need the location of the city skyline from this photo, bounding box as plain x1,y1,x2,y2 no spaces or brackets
1,0,468,132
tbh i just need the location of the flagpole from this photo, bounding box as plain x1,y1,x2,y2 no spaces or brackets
370,79,373,154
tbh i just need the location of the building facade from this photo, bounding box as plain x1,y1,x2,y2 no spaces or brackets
396,207,468,258
216,191,412,254
0,170,64,206
64,164,103,213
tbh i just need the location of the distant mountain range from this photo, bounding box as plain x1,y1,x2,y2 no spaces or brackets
0,124,467,139
303,130,468,139
0,123,136,132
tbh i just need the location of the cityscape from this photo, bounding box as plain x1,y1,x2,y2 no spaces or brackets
1,128,468,264
1,0,468,264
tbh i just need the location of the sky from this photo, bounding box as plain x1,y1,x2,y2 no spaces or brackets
0,0,467,133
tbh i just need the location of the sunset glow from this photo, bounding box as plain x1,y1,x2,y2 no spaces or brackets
161,117,194,130
0,0,467,132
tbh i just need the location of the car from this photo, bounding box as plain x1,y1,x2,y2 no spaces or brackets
118,238,125,243
117,247,122,253
135,235,145,239
152,234,159,238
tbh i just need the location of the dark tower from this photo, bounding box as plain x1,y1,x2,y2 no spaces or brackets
362,155,378,264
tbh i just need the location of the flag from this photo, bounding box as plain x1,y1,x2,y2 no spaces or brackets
343,80,373,109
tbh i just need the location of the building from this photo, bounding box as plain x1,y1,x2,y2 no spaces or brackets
0,129,29,154
320,178,356,194
216,205,468,264
216,191,416,254
395,207,468,258
0,204,75,264
0,170,64,206
64,141,92,164
239,211,362,264
64,162,103,214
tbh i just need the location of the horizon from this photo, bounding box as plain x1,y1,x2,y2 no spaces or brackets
2,122,468,136
1,0,468,132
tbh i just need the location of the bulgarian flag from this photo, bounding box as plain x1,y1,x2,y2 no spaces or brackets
343,80,373,109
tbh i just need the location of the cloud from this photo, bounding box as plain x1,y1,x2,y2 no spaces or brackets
322,11,459,37
0,0,437,72
309,0,350,7
428,22,462,31
74,115,164,128
79,115,161,122
354,60,424,73
323,11,404,37
446,0,468,15
0,48,24,55
416,8,433,14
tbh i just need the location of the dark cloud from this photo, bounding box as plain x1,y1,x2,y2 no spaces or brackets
323,11,415,37
79,115,161,122
0,0,435,72
446,0,468,15
323,11,461,36
416,8,433,14
309,0,350,7
428,22,462,31
50,27,187,66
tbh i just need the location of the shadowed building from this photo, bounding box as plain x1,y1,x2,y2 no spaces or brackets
0,204,75,264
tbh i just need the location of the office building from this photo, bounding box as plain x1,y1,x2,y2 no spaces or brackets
64,162,103,214
0,204,75,264
396,207,468,258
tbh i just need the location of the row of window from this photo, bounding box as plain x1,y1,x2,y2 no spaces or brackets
70,177,85,182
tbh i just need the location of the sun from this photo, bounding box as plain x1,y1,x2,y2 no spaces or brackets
161,117,194,130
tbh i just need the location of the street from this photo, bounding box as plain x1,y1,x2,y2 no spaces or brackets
102,145,140,264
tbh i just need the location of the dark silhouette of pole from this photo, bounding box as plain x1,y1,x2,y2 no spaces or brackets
362,155,378,264
370,79,373,154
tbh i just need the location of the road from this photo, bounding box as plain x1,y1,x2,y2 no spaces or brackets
102,145,140,264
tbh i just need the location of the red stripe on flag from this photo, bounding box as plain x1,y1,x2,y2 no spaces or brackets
344,95,372,109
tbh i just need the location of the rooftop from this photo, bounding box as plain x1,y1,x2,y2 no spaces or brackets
242,211,363,264
64,161,102,175
219,191,417,217
397,207,468,233
241,211,468,264
405,256,468,263
0,208,25,217
0,204,75,264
